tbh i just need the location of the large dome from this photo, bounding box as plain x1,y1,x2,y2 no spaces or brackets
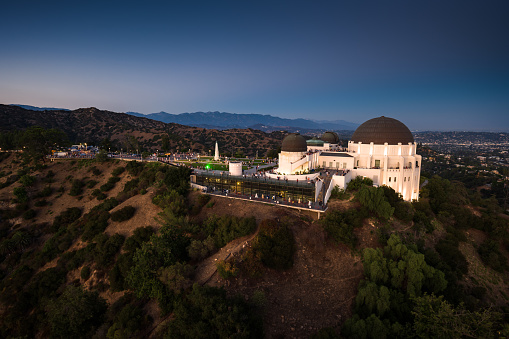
351,116,414,145
281,133,307,152
321,131,339,144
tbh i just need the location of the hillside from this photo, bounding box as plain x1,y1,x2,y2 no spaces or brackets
0,153,508,338
0,104,285,156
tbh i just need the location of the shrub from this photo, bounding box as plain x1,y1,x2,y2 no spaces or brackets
216,259,239,279
94,233,125,268
92,188,107,200
111,206,136,222
252,219,295,270
19,174,36,187
81,266,91,281
356,186,394,220
34,199,48,207
346,176,373,192
86,180,98,189
321,209,365,249
89,166,101,176
100,176,121,192
478,239,508,273
52,207,82,233
123,226,154,253
22,209,36,220
13,187,28,203
202,215,257,248
330,185,350,200
69,179,85,196
112,167,125,177
36,185,53,198
82,210,111,241
187,236,216,261
47,285,107,339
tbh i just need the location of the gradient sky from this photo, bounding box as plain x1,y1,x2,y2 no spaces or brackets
1,0,508,131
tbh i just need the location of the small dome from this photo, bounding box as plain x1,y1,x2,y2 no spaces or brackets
351,116,414,145
281,133,307,152
321,131,339,144
306,137,324,146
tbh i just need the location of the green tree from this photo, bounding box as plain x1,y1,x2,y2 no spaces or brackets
165,284,263,338
161,134,171,151
19,126,68,163
95,149,109,162
127,226,189,298
47,285,107,339
252,219,295,270
412,294,502,339
356,186,394,220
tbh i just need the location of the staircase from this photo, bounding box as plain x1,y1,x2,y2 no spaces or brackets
318,174,333,205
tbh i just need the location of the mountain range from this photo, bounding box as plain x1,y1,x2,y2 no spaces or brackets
9,104,358,133
125,110,359,132
0,104,285,156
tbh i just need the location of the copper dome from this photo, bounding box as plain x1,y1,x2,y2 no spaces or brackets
351,116,414,145
321,131,339,144
281,133,307,152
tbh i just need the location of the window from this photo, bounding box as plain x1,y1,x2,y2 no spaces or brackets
375,159,380,168
404,177,406,182
389,177,391,182
329,162,333,168
394,177,396,182
323,161,326,168
356,160,359,167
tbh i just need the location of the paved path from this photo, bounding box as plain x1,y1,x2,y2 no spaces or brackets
243,162,277,175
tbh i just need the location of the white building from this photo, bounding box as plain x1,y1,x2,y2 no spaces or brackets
276,116,421,201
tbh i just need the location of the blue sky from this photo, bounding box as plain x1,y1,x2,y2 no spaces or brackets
1,0,508,131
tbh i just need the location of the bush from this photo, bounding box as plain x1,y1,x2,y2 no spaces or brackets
112,167,125,177
81,266,91,281
111,206,136,222
216,259,239,279
330,185,350,200
81,210,111,241
165,285,263,338
356,186,394,220
47,285,107,339
346,176,373,192
69,179,85,196
34,199,48,207
478,239,508,273
94,233,125,268
187,236,216,261
36,185,53,198
123,226,154,253
92,188,107,200
86,180,98,189
252,219,295,270
52,207,82,233
13,187,28,203
202,215,257,248
321,208,366,249
19,174,36,187
100,176,121,192
22,209,36,220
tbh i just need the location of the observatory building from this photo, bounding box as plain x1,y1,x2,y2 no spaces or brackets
191,116,421,209
276,116,421,201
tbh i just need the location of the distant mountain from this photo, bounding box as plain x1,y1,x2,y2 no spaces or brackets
0,105,285,156
125,111,359,131
10,104,70,111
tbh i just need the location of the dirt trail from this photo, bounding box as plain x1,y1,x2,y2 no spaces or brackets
194,224,260,285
